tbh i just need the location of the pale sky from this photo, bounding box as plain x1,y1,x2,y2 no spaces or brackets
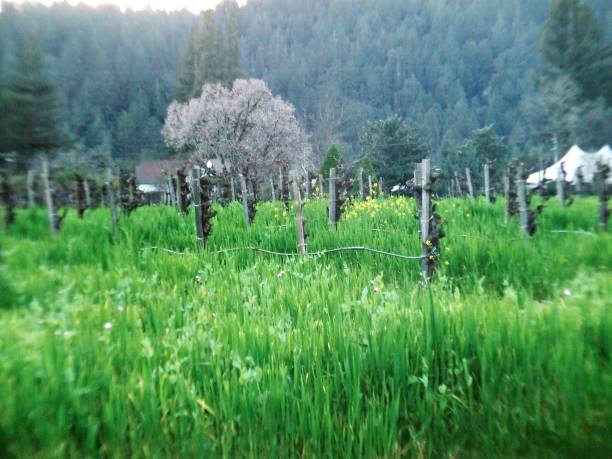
9,0,247,14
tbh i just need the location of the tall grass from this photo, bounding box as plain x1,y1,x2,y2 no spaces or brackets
0,196,610,457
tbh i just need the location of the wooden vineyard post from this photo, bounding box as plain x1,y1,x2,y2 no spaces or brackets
359,168,364,199
230,177,236,202
41,159,60,234
304,172,311,200
484,162,491,203
166,174,176,207
465,168,474,198
83,178,92,209
239,174,251,225
553,137,564,206
328,168,337,225
75,173,86,218
556,161,565,206
454,171,463,196
175,170,183,211
516,163,529,238
191,167,205,246
278,168,283,201
504,174,510,224
106,167,117,235
596,162,609,229
27,169,35,208
575,167,583,195
270,177,276,201
417,159,444,280
319,173,325,198
1,168,16,228
292,179,307,255
379,177,384,197
368,175,373,198
420,160,432,278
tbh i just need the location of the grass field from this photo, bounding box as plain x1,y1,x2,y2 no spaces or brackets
0,196,611,458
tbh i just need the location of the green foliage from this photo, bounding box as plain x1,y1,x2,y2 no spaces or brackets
3,36,65,166
175,6,242,102
540,0,610,104
0,3,194,162
319,144,343,178
454,125,508,186
0,197,610,457
0,83,18,154
360,115,429,187
533,0,612,152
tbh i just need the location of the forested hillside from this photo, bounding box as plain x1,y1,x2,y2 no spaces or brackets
0,2,193,161
0,0,609,163
237,0,611,157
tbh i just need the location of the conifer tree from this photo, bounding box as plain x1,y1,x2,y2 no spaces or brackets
320,144,343,179
175,24,200,103
540,0,610,104
8,35,64,166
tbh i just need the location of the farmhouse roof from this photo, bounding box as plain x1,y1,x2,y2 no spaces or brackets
136,160,184,185
136,158,230,186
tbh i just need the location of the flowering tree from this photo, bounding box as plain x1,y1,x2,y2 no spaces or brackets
162,79,313,195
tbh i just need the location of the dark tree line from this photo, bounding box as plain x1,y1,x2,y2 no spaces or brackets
1,0,609,172
0,2,193,164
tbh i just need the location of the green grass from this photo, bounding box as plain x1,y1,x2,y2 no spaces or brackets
0,196,610,458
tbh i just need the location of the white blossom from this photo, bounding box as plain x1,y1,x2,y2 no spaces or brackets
162,79,313,187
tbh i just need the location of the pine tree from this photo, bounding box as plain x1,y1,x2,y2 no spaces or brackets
0,83,18,155
175,7,242,101
360,115,429,187
320,144,343,179
540,0,609,104
194,11,226,90
175,24,200,102
224,5,242,86
9,35,64,166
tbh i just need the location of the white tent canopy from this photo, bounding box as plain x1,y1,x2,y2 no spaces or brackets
527,145,612,186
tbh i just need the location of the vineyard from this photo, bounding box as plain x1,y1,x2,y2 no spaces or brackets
0,194,610,457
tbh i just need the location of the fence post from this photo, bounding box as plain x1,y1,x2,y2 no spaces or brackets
175,170,183,211
270,177,276,201
454,171,462,195
379,177,384,197
319,173,325,197
166,174,176,207
368,175,373,198
75,173,86,218
575,167,583,195
554,136,564,206
304,172,310,200
359,168,364,199
230,176,236,201
239,174,251,225
516,163,529,237
328,168,337,225
1,168,16,228
420,159,432,279
106,167,117,235
41,158,58,234
596,162,609,229
292,179,307,255
27,169,35,208
484,162,491,203
83,177,92,209
465,168,474,198
503,173,510,224
191,167,205,246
